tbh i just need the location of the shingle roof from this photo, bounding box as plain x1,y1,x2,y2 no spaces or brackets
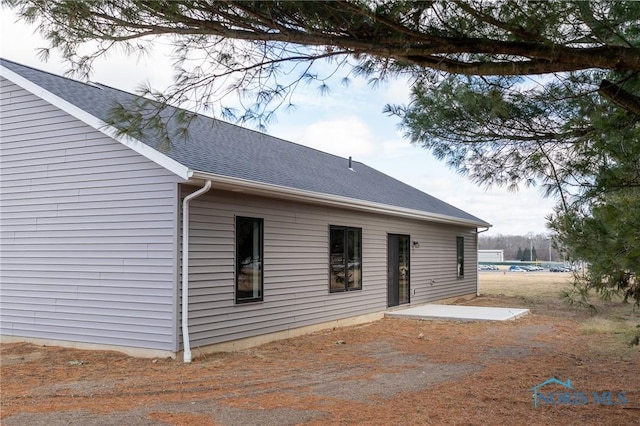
1,58,488,226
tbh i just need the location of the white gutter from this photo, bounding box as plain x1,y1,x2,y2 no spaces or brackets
192,171,491,229
181,180,212,363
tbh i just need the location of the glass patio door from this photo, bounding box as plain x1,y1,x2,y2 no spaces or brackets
388,234,410,307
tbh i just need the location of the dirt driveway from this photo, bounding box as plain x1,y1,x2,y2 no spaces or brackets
2,290,639,425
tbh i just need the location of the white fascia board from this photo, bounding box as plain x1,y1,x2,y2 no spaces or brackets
191,171,491,228
1,65,192,181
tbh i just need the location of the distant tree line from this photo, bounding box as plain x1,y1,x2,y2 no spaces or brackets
479,233,560,262
516,247,537,262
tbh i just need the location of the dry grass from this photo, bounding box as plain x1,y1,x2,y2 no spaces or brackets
478,271,640,346
479,271,573,299
2,273,639,425
580,317,637,336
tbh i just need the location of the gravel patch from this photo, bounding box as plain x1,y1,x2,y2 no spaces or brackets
310,361,480,401
2,401,326,426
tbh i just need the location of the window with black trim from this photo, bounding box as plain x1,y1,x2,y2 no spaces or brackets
329,226,362,292
456,236,464,278
236,216,263,303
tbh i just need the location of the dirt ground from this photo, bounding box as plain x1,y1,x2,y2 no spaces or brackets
2,272,639,425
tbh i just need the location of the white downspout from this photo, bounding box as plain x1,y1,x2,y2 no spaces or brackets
475,226,492,297
181,180,212,363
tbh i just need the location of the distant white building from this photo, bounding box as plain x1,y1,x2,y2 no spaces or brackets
479,249,504,263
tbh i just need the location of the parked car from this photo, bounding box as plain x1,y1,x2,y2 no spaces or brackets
550,266,571,272
509,265,527,272
479,264,500,271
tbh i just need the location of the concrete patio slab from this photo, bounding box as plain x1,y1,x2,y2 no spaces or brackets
385,305,530,321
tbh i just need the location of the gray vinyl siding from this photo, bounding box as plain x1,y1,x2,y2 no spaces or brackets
0,78,182,351
184,188,478,348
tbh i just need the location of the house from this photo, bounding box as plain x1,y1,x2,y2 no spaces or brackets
0,58,490,361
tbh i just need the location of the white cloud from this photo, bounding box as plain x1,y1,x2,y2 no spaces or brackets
377,137,415,159
380,77,413,105
292,116,376,158
451,186,558,236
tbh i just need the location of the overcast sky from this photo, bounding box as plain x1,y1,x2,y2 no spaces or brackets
0,10,557,236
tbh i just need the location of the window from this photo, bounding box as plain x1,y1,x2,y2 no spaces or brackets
456,236,464,278
329,226,362,292
236,217,263,303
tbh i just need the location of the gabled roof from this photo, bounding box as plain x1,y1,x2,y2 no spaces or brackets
0,58,489,227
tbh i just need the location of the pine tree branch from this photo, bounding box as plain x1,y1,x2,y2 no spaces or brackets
599,79,640,117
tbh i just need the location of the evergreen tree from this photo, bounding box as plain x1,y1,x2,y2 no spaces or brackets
550,189,640,306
